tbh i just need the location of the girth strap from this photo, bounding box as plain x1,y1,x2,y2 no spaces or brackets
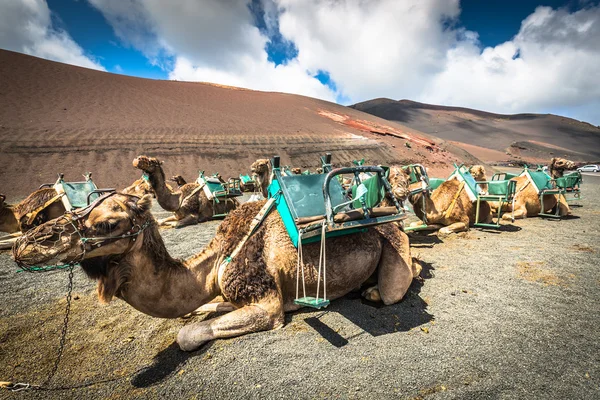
443,181,465,219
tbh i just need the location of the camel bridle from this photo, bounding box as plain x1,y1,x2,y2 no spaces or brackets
14,192,152,271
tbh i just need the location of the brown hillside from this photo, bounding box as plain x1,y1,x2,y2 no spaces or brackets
0,50,471,199
351,98,600,164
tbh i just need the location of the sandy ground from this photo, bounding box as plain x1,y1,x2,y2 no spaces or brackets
0,172,598,399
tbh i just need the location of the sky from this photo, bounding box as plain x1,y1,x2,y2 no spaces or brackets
1,0,599,125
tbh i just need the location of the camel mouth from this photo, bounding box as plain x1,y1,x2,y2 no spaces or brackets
13,218,83,269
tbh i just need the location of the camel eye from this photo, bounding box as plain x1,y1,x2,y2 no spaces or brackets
94,221,119,232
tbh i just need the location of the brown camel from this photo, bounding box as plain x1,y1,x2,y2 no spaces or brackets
14,193,421,351
250,158,272,198
494,158,574,220
133,156,238,228
170,175,187,188
402,165,492,234
0,189,66,234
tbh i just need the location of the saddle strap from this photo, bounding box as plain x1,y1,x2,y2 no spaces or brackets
443,181,465,219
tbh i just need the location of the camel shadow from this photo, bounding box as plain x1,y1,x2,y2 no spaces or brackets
407,233,443,248
130,341,210,388
476,224,522,234
295,261,435,347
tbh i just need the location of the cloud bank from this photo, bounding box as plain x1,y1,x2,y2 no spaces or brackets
0,0,104,70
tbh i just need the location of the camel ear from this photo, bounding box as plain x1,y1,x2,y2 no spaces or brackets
0,194,5,206
136,194,153,213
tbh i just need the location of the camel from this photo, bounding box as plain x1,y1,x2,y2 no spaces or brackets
250,158,272,198
133,156,239,228
171,175,187,188
0,189,66,235
14,192,421,352
493,158,574,220
397,165,493,235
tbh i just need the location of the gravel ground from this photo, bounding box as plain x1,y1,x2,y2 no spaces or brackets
1,175,599,399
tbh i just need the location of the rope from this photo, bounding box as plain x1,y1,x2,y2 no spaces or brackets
295,231,307,300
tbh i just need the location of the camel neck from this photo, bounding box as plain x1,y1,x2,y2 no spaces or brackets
103,226,220,318
146,168,182,211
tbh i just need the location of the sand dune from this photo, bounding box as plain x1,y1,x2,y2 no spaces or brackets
0,50,470,199
351,98,600,164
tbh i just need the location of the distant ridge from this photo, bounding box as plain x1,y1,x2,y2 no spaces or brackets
351,98,600,163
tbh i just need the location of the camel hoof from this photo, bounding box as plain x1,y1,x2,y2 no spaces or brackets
412,258,422,278
362,286,382,302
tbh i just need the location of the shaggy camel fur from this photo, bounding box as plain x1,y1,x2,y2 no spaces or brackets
402,165,492,234
15,194,421,351
133,156,238,228
494,158,575,220
0,189,65,234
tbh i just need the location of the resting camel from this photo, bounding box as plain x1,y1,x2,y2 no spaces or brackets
170,175,187,188
0,190,66,235
393,165,493,235
133,156,238,228
250,158,272,198
493,157,574,220
14,192,421,351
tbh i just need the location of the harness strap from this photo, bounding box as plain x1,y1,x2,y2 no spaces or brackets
217,197,277,288
443,181,465,219
24,193,65,225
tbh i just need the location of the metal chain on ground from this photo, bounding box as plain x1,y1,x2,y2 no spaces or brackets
43,263,75,387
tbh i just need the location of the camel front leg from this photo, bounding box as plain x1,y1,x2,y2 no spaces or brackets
0,236,20,250
363,239,415,305
177,296,284,351
503,206,526,220
190,302,237,314
174,214,199,228
438,222,468,235
158,215,178,226
557,194,571,216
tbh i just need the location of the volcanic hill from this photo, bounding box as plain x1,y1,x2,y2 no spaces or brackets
0,50,473,199
351,98,600,165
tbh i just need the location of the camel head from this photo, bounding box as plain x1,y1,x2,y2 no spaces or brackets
133,155,163,174
13,193,154,277
291,167,302,175
121,178,153,198
170,175,187,187
468,165,487,181
549,158,575,178
387,166,411,203
251,159,271,197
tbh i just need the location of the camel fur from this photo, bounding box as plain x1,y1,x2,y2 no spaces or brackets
15,192,421,352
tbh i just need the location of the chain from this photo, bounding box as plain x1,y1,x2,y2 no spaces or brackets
43,263,75,387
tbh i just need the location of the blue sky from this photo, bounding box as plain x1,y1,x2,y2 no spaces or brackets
1,0,599,124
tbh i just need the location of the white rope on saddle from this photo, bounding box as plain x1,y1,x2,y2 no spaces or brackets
295,222,328,304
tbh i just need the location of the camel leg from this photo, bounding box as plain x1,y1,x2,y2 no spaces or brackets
158,215,178,226
363,234,415,305
174,214,199,228
503,207,526,220
557,195,571,216
438,222,468,235
189,302,237,315
176,296,284,351
0,236,19,250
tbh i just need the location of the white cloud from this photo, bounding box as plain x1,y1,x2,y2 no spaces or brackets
89,0,600,124
89,0,335,101
0,0,104,70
